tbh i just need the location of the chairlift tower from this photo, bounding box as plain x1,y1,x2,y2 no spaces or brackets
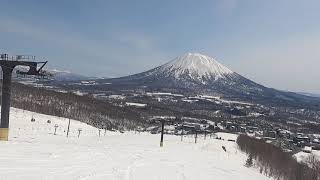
154,116,175,147
0,53,48,141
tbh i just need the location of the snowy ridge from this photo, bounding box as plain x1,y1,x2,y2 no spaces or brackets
159,53,234,81
13,66,95,81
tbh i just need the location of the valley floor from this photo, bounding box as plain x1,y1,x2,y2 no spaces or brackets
0,108,272,180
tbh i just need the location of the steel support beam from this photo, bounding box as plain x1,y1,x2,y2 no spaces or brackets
0,58,48,141
0,65,14,141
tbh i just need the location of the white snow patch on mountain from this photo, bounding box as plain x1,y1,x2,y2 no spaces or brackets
125,102,147,107
159,53,233,81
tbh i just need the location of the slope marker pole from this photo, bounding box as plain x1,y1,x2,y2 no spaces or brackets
195,131,198,144
54,124,59,135
66,118,71,137
181,123,184,142
78,128,82,138
160,120,165,147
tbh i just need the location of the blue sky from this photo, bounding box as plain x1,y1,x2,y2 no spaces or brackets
1,0,320,93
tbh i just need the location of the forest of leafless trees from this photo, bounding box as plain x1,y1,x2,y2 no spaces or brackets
237,135,320,180
5,83,146,130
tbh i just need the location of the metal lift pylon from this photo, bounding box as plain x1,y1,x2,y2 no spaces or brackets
0,54,48,141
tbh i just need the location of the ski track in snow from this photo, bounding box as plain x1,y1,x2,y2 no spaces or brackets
0,108,272,180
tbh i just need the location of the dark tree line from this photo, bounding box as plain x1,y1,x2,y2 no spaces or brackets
237,134,320,180
1,82,147,130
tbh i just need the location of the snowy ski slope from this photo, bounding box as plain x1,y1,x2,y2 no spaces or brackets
0,108,271,180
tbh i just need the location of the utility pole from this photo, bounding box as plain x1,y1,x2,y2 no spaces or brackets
0,54,48,141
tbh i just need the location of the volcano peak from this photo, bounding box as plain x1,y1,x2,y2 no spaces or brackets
159,53,234,81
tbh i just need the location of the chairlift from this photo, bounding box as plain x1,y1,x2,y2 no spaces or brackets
33,70,54,81
15,71,27,78
15,61,48,76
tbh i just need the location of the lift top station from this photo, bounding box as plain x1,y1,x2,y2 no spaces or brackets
0,53,48,141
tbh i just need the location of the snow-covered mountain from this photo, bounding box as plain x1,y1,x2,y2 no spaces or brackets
297,92,320,98
11,66,95,81
98,53,320,107
100,53,266,95
46,69,96,81
158,53,234,83
104,53,248,88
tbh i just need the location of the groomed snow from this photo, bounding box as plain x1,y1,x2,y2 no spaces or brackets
0,108,272,180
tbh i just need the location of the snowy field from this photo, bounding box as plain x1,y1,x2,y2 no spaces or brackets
0,108,271,180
